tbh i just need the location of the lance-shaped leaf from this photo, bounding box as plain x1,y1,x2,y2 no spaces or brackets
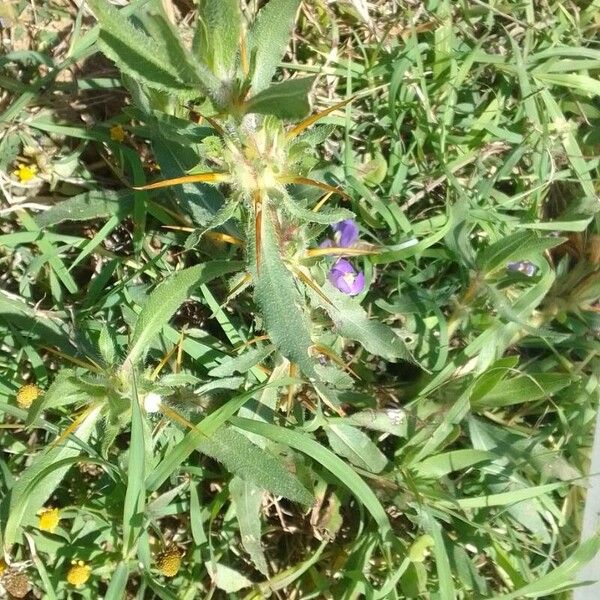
209,345,275,378
26,369,104,427
245,77,314,119
248,0,300,93
194,0,241,78
198,426,313,505
89,0,219,95
326,422,388,473
125,261,243,367
280,193,355,225
184,199,240,250
252,205,317,378
34,190,133,228
307,280,412,362
230,476,269,575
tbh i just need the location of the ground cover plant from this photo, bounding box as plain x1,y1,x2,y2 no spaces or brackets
0,0,599,598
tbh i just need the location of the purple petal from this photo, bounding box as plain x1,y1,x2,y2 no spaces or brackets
330,258,355,276
328,259,365,296
332,219,359,247
349,271,365,295
319,238,333,248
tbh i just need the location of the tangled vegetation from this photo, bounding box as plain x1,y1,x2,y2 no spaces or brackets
0,0,599,598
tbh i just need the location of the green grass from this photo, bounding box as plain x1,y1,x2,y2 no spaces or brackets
0,0,599,598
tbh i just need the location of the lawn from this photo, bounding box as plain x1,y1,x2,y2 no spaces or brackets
0,0,599,598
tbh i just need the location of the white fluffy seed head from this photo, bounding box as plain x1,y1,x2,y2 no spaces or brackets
143,392,162,413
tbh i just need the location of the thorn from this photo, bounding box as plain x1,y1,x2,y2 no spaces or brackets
277,175,351,200
286,96,355,140
132,172,230,191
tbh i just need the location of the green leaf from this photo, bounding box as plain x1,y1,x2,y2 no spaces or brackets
471,373,572,409
89,0,218,94
339,408,407,436
230,476,268,575
412,449,495,478
194,0,241,78
0,292,71,349
146,378,298,491
230,417,391,536
208,345,275,378
184,199,240,250
248,0,300,93
309,281,412,362
33,190,133,227
477,231,564,274
98,324,117,365
207,562,253,593
420,508,456,600
198,426,312,505
488,535,600,599
253,206,317,378
27,370,103,427
2,405,102,551
125,261,242,366
281,194,355,225
189,483,207,546
105,562,130,600
325,423,388,473
122,383,146,558
246,77,314,119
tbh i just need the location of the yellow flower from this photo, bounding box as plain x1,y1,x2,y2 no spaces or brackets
38,507,60,532
156,547,182,577
16,384,41,409
67,560,91,586
13,163,37,183
109,125,126,142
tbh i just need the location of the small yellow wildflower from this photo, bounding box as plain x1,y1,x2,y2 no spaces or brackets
156,547,182,578
13,163,37,183
67,560,91,586
38,507,60,532
109,125,126,142
16,384,41,409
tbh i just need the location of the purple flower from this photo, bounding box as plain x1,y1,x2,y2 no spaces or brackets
328,258,365,296
320,219,359,249
332,219,359,247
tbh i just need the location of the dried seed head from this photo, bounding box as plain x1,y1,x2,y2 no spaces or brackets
156,547,182,578
2,570,30,598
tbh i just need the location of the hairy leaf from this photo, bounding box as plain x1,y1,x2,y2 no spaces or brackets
198,426,312,505
248,0,300,93
309,281,412,362
209,345,275,378
246,77,314,119
252,206,317,378
194,0,241,78
126,261,243,366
